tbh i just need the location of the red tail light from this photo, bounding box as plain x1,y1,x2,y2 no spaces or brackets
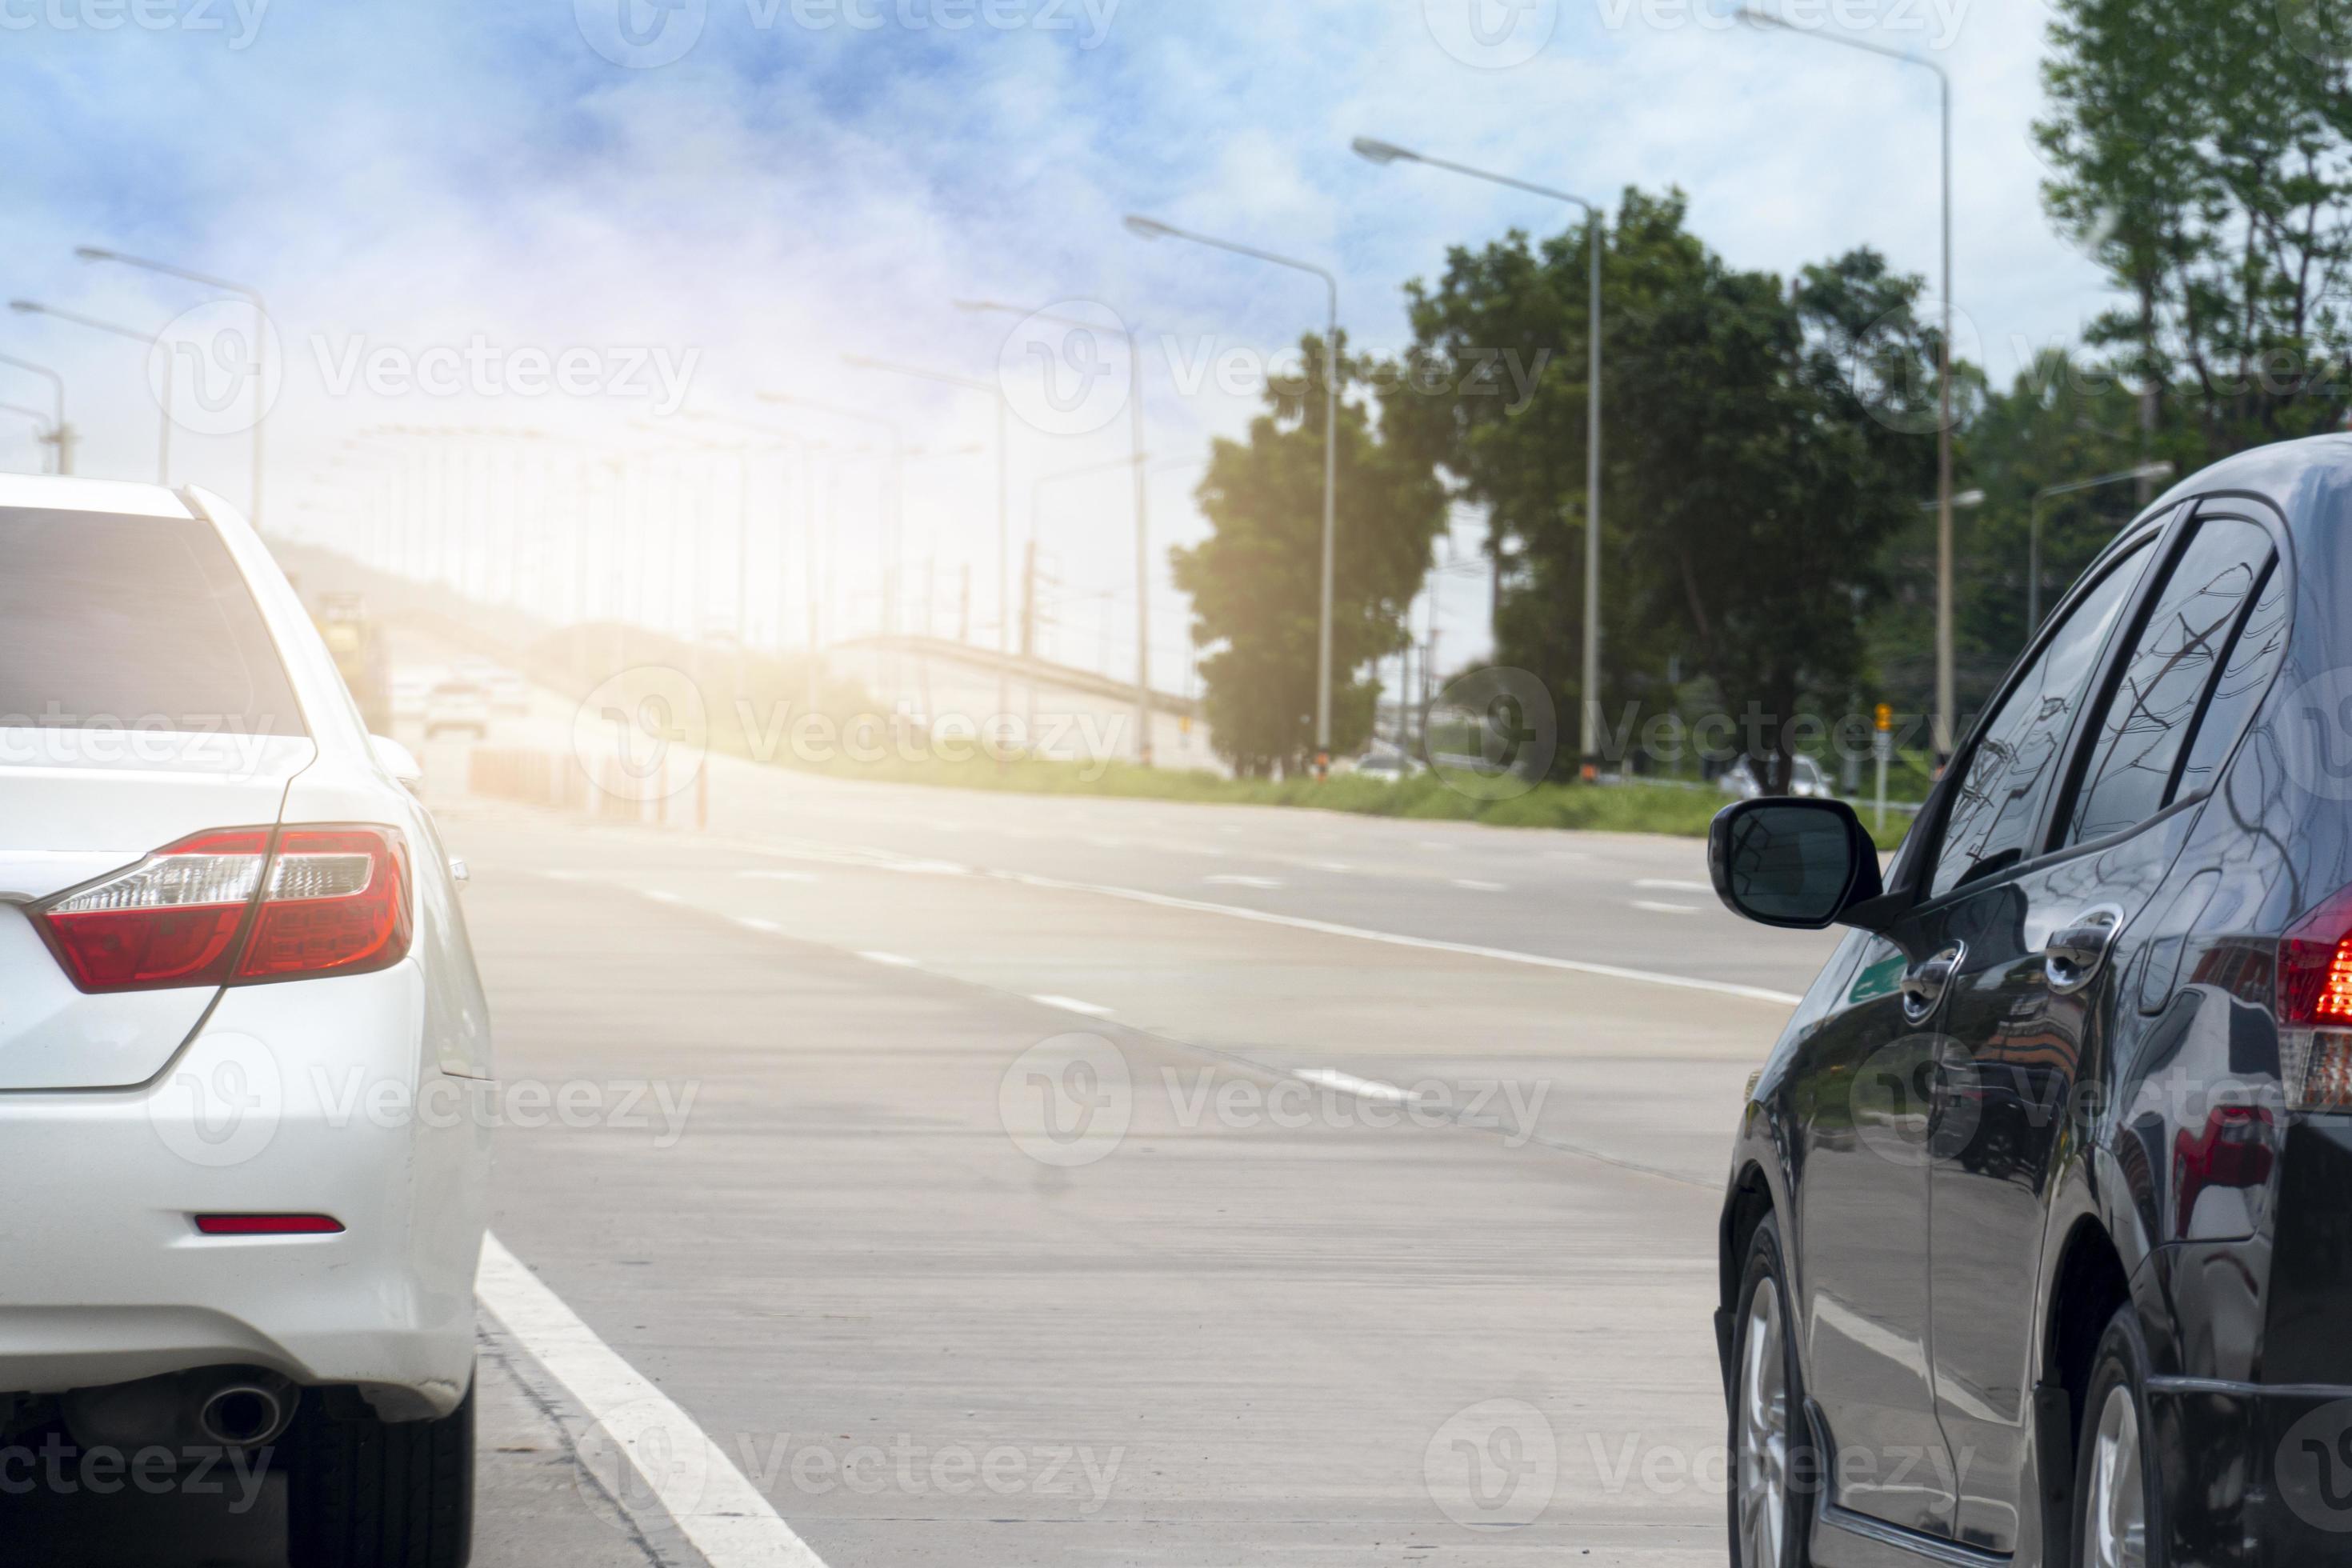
36,826,411,994
2278,889,2352,1110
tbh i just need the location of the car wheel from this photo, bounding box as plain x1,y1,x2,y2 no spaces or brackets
2074,1308,2162,1568
1730,1213,1814,1568
285,1378,475,1568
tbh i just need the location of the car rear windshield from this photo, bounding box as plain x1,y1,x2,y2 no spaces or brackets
0,507,306,737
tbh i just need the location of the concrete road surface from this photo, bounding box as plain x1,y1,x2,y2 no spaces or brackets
122,652,1831,1566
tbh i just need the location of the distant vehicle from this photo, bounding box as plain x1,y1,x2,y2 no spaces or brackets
424,679,491,742
486,667,527,715
1350,749,1426,783
1718,754,1832,799
313,592,392,733
391,673,430,723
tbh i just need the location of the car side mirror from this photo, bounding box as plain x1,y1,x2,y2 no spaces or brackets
1708,798,1884,931
370,734,425,789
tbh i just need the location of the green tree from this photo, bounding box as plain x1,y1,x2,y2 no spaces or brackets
2038,0,2352,464
1171,334,1447,778
1391,190,1936,789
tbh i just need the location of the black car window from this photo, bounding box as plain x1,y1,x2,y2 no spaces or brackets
2062,518,2274,845
1929,543,2149,898
2171,554,2289,798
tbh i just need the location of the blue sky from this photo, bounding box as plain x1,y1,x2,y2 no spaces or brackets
2,0,2102,679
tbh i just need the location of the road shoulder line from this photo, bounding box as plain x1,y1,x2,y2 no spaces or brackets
476,1234,831,1568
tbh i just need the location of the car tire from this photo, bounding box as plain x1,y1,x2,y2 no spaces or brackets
1729,1213,1815,1568
285,1378,475,1568
2073,1307,2164,1568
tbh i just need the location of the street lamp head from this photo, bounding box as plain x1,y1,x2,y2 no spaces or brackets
1350,137,1418,166
1734,6,1789,27
6,300,41,315
1954,488,1988,509
72,246,114,263
840,353,879,370
950,298,1010,314
2138,460,2177,481
1123,214,1178,242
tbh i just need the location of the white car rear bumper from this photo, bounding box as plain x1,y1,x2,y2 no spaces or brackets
0,960,490,1416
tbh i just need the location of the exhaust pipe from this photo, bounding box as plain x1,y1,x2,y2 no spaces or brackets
197,1380,290,1447
63,1367,297,1453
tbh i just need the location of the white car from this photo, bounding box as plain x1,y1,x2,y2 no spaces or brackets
424,679,492,742
0,476,490,1565
390,672,431,723
1717,753,1834,799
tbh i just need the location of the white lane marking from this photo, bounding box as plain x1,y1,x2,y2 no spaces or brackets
1634,878,1711,893
1205,874,1284,890
642,890,682,905
1632,900,1702,916
889,858,971,877
1031,994,1114,1017
1292,1067,1419,1104
993,870,1803,1006
734,917,783,934
858,950,922,968
477,1235,830,1568
736,870,818,884
1451,878,1507,893
1313,861,1354,874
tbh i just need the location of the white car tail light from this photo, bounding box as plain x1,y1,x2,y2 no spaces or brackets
35,826,411,994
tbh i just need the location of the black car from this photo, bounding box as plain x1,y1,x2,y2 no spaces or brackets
1706,434,2352,1568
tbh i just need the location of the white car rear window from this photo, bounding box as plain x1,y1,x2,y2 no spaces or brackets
0,507,307,738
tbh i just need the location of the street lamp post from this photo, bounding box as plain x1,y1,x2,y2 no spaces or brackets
1354,137,1609,778
956,297,1158,766
0,402,54,472
0,354,70,474
10,300,173,483
833,358,1010,716
1737,9,1956,766
76,247,267,526
1125,214,1342,780
759,391,910,708
2030,462,2176,630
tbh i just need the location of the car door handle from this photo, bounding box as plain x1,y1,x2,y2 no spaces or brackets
2045,906,2124,994
1900,944,1965,1025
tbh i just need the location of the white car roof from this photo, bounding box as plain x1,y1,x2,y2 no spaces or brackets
0,474,194,518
